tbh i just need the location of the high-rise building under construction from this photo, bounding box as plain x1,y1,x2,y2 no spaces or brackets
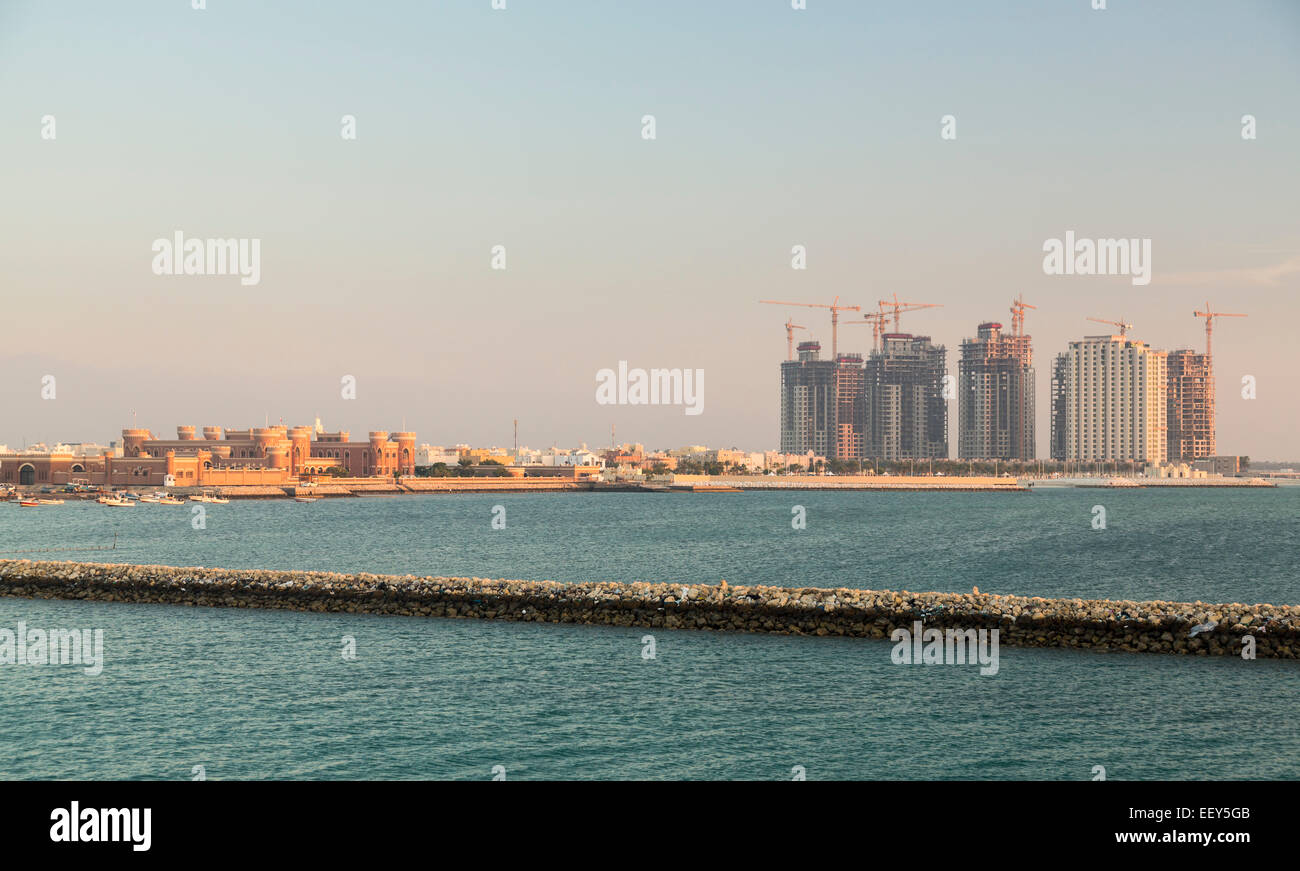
1166,349,1214,460
1050,334,1168,462
779,340,837,458
957,321,1034,460
833,353,866,460
863,333,948,461
779,341,868,461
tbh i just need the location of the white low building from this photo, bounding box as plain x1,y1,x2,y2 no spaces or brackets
541,449,603,467
1144,462,1209,479
415,445,462,466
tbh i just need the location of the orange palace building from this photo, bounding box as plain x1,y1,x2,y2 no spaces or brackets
0,425,416,488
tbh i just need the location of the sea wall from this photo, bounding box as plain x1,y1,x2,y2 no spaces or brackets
0,560,1296,659
670,474,1026,491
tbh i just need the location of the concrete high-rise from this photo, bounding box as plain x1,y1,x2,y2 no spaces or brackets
833,352,866,460
864,333,948,461
957,321,1034,460
1050,354,1069,462
1166,349,1214,460
1050,334,1168,462
779,341,868,462
780,340,837,459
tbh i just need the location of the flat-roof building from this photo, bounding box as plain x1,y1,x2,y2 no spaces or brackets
0,423,416,488
1051,335,1167,463
1167,349,1214,460
958,321,1034,460
864,334,948,461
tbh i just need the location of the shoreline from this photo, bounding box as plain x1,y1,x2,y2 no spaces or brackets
5,474,1274,501
1,560,1295,659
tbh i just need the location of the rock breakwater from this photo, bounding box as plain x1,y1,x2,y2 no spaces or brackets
0,560,1296,659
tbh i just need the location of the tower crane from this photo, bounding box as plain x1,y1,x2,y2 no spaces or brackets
783,318,809,361
877,293,943,334
841,311,890,352
1192,302,1246,358
1087,316,1133,337
1010,294,1036,336
759,297,861,359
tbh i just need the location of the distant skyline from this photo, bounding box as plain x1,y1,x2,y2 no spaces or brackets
2,0,1297,458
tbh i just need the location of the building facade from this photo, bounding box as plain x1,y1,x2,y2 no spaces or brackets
1050,353,1069,462
1166,349,1214,460
833,353,866,460
1050,335,1168,462
957,321,1035,460
1193,455,1242,476
0,423,417,488
864,333,948,461
780,341,839,459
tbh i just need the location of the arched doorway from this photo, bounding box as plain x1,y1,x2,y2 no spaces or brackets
18,464,36,486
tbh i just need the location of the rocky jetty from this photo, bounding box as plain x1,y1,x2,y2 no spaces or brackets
0,560,1295,659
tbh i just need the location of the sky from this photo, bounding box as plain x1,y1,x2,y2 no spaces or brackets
1,0,1297,458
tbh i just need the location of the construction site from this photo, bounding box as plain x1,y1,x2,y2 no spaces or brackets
768,295,1247,467
772,294,950,464
1165,303,1247,461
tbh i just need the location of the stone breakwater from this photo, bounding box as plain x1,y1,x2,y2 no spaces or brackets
0,560,1296,659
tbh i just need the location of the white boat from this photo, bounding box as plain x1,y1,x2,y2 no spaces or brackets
139,495,162,503
294,495,322,503
98,496,134,507
189,492,230,505
157,496,185,505
36,498,64,505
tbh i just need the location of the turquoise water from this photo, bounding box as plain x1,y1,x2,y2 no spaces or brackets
1,487,1297,780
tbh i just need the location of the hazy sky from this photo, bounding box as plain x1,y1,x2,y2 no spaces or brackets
2,0,1297,458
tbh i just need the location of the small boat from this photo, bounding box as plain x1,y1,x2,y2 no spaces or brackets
294,495,322,503
18,499,40,507
190,492,229,504
37,498,64,505
97,495,134,507
157,496,185,505
138,495,162,503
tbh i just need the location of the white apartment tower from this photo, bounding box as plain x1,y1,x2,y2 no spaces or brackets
1050,335,1168,462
